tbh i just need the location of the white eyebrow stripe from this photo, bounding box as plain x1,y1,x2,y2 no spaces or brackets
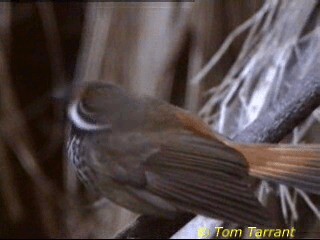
68,101,111,131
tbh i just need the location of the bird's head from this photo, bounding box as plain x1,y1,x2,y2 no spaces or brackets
67,81,130,131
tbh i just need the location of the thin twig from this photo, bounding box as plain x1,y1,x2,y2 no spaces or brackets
190,1,271,85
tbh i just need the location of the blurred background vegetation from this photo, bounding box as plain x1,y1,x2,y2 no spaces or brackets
0,1,319,238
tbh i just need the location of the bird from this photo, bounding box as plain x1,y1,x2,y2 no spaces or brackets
66,81,320,227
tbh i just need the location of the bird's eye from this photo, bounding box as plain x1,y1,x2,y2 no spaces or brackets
78,100,93,114
77,100,97,123
68,100,111,131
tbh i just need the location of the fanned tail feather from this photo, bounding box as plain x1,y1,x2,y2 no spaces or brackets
232,144,320,194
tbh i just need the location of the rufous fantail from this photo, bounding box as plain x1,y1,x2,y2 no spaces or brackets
66,81,320,226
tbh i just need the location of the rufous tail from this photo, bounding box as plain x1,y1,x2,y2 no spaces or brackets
231,143,320,194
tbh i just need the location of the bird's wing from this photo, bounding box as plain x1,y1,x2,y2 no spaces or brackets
90,130,271,226
143,131,271,226
88,132,156,188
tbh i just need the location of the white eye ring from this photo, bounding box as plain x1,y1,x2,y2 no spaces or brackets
68,101,111,131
